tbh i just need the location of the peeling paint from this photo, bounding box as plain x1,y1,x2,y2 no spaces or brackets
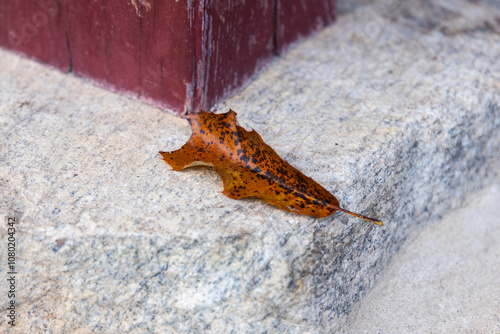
131,0,151,18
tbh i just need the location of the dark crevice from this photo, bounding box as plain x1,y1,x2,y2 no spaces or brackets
102,0,113,81
62,1,73,73
272,0,279,56
56,1,63,22
188,1,198,115
139,6,143,78
65,30,73,73
160,57,165,100
203,0,213,111
191,54,196,114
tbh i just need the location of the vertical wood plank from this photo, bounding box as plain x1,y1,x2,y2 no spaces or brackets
0,0,69,70
202,0,275,111
277,0,336,54
0,0,336,114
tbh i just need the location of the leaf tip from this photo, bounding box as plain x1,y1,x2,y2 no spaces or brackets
370,218,384,226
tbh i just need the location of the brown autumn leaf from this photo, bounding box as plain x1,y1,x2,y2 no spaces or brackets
160,110,382,226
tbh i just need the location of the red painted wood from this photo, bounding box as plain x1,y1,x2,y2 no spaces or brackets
0,0,336,114
277,0,337,54
64,0,194,111
200,0,275,112
0,0,69,70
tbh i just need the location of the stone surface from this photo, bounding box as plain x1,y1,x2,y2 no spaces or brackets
1,0,500,332
345,170,500,333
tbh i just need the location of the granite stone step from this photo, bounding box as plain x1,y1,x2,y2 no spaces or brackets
1,0,499,332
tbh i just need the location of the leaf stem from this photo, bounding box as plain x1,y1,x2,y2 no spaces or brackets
337,207,383,226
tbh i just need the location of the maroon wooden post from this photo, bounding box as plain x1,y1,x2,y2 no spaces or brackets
0,0,336,115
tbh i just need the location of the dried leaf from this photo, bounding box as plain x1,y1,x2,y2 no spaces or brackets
160,110,382,226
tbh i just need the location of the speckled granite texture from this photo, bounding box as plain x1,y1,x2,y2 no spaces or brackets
1,0,500,332
345,171,500,333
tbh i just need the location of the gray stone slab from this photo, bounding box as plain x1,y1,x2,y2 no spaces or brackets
345,169,500,333
1,0,500,332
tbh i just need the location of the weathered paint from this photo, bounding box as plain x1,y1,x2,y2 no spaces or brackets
277,0,337,54
0,0,336,114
